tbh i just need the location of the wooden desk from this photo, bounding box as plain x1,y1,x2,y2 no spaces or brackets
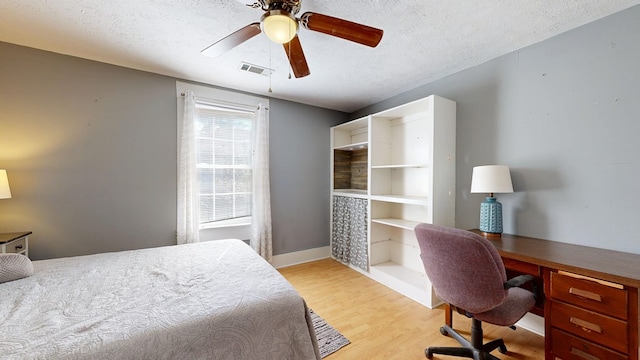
464,230,640,360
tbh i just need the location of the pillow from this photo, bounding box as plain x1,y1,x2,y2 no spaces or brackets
0,253,34,283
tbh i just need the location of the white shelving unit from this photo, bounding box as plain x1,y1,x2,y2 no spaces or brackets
330,95,456,308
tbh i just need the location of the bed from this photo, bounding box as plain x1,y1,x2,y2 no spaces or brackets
0,239,321,360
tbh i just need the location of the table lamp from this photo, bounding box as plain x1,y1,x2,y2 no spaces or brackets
470,165,513,237
0,169,11,200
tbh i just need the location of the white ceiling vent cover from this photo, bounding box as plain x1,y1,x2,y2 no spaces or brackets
239,62,273,76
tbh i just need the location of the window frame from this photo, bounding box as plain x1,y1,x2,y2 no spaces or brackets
176,81,269,237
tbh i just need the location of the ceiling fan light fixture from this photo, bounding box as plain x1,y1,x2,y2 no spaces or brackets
203,1,383,79
262,10,298,44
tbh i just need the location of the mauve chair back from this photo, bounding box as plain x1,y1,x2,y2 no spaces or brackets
414,223,508,314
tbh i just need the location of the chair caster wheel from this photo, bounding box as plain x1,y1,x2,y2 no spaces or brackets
439,327,449,336
425,348,433,359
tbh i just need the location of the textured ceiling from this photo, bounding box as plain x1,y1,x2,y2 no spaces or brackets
1,0,638,112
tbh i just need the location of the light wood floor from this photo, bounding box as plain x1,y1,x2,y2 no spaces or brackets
279,258,545,360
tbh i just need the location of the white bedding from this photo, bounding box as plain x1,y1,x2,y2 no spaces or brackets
0,239,321,360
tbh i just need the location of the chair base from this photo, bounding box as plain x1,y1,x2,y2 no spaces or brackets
425,321,507,360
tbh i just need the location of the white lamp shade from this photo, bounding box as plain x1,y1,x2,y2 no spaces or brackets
0,169,11,199
262,11,298,44
470,165,514,194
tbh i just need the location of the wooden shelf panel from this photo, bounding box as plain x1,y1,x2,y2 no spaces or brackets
370,261,426,287
371,164,427,169
333,141,368,151
333,189,368,198
371,218,420,230
370,194,429,205
333,117,368,131
368,261,440,308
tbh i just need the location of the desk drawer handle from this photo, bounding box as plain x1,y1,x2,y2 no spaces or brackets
570,317,602,334
14,244,24,250
569,287,602,302
570,347,600,360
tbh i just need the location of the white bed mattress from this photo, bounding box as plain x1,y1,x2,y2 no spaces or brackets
0,239,320,360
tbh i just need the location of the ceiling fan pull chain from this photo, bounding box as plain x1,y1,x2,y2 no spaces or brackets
268,41,273,92
288,25,292,79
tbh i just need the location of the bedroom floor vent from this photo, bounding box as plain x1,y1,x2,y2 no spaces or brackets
239,62,273,76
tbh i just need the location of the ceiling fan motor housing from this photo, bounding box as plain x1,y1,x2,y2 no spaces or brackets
239,0,301,15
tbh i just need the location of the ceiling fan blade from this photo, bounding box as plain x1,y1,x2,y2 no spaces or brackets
300,12,383,48
283,35,310,78
201,23,261,58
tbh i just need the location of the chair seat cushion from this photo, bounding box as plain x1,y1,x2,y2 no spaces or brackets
473,287,536,326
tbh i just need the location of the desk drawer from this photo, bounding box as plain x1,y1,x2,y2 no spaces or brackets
552,328,627,360
502,257,540,276
551,272,627,320
4,237,26,254
551,301,627,353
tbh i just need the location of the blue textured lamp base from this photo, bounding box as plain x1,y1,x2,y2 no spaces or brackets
479,197,503,235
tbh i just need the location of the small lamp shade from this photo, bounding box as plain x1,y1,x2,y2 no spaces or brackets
0,169,11,199
470,165,514,194
470,165,513,236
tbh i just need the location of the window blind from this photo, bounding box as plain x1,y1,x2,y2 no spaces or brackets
195,103,254,224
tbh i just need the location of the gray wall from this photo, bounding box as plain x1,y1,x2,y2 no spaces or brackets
353,6,640,254
0,42,346,260
270,99,345,254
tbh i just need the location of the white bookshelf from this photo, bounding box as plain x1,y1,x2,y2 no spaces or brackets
330,95,456,308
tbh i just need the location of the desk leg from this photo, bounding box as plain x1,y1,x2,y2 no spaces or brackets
445,303,453,327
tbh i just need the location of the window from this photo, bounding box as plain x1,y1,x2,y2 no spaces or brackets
177,81,268,240
195,103,254,225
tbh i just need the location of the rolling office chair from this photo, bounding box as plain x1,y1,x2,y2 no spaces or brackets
414,223,536,360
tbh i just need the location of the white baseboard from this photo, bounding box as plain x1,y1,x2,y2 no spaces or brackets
272,246,331,268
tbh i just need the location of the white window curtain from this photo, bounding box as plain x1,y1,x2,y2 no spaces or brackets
177,91,272,259
251,103,273,262
177,90,200,244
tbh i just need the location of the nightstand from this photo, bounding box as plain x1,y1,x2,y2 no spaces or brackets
0,231,32,257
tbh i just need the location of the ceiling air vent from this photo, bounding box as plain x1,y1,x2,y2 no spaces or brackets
239,62,273,76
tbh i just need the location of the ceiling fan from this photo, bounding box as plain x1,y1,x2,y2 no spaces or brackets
201,0,384,78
